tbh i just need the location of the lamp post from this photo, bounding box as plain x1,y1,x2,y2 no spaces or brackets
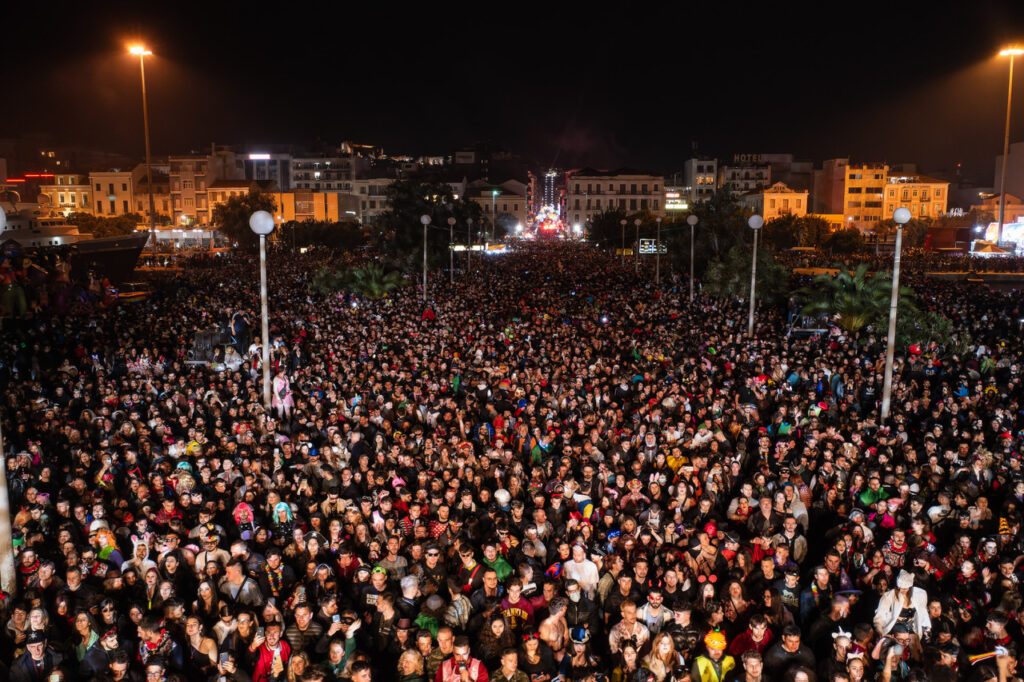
655,217,662,284
420,215,431,301
620,219,627,264
129,45,157,260
687,215,698,302
491,189,498,241
881,207,912,423
634,218,641,274
997,46,1023,246
248,210,275,409
747,214,764,338
467,218,473,275
447,216,456,284
0,412,15,596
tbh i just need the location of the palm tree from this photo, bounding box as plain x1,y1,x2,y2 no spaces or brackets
347,263,403,299
798,263,915,334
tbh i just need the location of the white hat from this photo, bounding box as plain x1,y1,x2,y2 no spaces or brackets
896,570,914,589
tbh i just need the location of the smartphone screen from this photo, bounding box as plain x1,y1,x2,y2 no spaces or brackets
219,652,230,665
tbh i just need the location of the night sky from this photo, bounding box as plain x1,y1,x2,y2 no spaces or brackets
5,1,1024,182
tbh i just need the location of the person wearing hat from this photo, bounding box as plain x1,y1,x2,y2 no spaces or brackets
561,626,600,680
11,630,66,682
692,629,735,682
873,570,930,637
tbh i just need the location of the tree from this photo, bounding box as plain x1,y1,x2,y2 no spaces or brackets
310,266,348,295
373,180,482,272
702,246,791,304
689,188,749,258
762,215,801,250
347,263,403,298
874,217,931,248
309,263,404,298
587,207,629,249
211,191,278,250
798,263,916,334
282,220,365,250
66,212,145,238
823,227,864,254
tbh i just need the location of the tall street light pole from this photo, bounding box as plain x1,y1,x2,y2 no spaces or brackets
129,45,157,260
747,214,764,338
467,218,473,275
249,211,275,409
420,215,431,302
687,215,698,302
0,411,16,596
655,217,662,284
881,207,912,423
997,46,1023,245
447,217,456,284
634,218,641,274
620,219,627,264
491,189,498,241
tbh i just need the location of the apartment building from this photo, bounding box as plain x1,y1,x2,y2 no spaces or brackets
719,154,771,193
741,182,809,220
466,180,529,233
38,173,92,214
564,168,665,226
843,163,888,231
882,174,949,221
89,167,144,217
682,158,718,202
169,148,243,226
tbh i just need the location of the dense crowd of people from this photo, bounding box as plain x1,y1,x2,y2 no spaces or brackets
775,249,1024,275
1,242,1023,682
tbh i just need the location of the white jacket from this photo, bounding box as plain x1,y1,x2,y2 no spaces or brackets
873,586,931,636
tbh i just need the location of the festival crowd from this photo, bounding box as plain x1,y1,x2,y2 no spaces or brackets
1,243,1023,682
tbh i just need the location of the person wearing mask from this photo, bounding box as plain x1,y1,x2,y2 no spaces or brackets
692,630,735,682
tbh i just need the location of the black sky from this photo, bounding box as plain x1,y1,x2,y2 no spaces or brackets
5,0,1024,182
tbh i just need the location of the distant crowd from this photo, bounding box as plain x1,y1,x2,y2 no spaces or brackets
1,243,1023,682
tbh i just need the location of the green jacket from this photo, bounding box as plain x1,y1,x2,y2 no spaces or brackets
483,556,514,581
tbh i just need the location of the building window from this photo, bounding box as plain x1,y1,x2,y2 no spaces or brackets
95,183,101,191
122,183,128,191
936,189,942,197
59,193,65,204
108,183,114,194
848,187,862,194
889,189,895,197
96,201,103,213
770,199,776,209
184,198,193,207
630,199,637,210
782,199,790,209
123,200,129,213
109,200,115,213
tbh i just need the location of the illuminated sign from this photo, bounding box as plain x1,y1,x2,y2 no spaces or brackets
639,239,666,254
248,153,271,160
665,192,688,211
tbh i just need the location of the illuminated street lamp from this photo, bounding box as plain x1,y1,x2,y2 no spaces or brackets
129,44,157,259
997,46,1024,245
634,218,641,274
620,219,627,264
686,215,698,302
747,214,764,337
491,189,499,241
421,215,431,301
655,217,663,284
447,216,456,284
249,210,275,409
881,207,912,423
